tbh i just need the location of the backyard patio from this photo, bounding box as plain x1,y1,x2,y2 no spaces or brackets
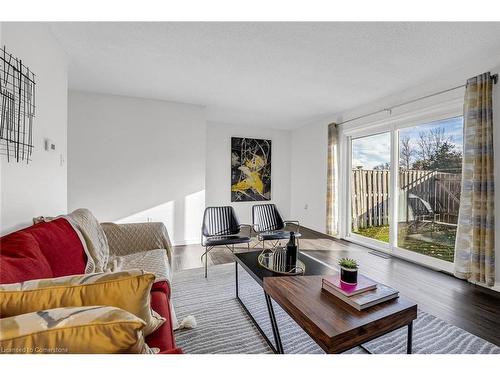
351,168,460,263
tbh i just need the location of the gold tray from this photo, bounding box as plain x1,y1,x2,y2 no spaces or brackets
257,248,305,275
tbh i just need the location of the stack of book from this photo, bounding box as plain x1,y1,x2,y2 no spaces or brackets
322,274,399,311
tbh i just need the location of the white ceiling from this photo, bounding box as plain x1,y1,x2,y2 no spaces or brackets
48,22,500,129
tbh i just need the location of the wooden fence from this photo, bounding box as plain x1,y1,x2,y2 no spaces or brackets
351,169,461,231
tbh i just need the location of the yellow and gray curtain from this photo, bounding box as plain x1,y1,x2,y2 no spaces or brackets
454,72,495,286
326,123,338,236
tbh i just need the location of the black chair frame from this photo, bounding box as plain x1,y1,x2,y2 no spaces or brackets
201,206,252,278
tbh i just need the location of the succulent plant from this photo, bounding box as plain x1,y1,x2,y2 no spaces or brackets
338,257,358,270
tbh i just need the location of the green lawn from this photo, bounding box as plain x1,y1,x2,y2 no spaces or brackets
353,224,455,262
353,226,390,243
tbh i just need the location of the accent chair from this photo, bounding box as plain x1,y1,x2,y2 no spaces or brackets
201,206,252,278
251,204,301,251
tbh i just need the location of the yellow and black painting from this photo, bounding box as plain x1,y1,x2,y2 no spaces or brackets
231,137,271,202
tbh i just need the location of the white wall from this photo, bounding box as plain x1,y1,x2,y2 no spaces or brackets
290,119,328,233
68,92,206,245
0,23,68,235
205,122,291,225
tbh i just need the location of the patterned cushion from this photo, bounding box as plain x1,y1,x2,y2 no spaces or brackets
101,222,173,266
108,249,171,283
0,270,165,336
0,306,149,354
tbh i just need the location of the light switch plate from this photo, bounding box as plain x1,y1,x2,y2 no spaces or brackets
44,138,56,152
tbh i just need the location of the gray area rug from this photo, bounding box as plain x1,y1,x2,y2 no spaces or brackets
172,263,500,354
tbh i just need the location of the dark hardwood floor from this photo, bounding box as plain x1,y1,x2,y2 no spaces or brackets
173,227,500,347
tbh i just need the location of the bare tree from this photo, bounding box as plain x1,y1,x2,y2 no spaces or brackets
417,127,450,161
417,131,433,161
399,136,414,169
413,127,462,171
373,162,390,170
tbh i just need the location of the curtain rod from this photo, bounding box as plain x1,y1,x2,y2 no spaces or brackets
337,73,498,127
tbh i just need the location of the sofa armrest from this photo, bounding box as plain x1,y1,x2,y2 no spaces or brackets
101,222,173,266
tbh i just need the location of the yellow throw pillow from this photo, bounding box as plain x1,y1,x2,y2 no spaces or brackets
0,270,164,336
0,306,149,354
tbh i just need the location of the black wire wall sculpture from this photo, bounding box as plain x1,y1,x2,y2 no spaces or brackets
0,46,36,163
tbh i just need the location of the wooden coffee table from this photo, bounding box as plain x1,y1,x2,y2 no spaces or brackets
234,251,417,354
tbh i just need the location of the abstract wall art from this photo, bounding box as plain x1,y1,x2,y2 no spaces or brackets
231,137,272,202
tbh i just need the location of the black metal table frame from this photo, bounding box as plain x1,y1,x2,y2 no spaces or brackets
235,260,413,354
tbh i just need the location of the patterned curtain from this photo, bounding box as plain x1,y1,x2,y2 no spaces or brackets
454,72,495,286
326,123,338,236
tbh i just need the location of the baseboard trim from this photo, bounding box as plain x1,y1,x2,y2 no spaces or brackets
296,225,337,240
173,239,200,246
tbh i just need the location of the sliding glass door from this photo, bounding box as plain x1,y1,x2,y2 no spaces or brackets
350,132,391,246
396,116,463,264
345,113,463,271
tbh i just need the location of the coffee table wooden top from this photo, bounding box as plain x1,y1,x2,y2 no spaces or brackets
263,275,417,353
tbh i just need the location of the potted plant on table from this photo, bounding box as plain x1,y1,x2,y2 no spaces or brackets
338,258,358,284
